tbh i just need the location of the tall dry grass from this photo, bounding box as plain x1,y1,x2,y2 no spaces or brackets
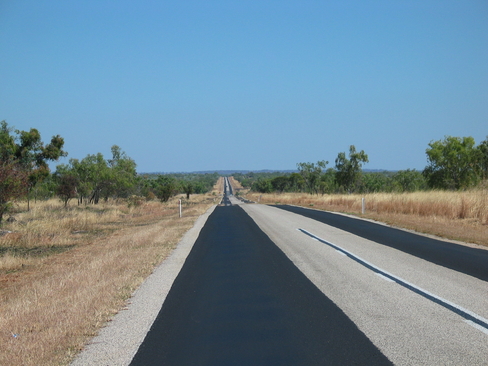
246,189,488,247
0,188,220,366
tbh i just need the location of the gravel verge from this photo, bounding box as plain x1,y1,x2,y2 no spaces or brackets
70,205,217,366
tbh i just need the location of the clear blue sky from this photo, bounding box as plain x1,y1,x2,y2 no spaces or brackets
1,1,487,173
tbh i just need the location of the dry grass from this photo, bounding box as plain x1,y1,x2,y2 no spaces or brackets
228,176,243,192
0,185,221,366
245,189,488,247
214,176,224,194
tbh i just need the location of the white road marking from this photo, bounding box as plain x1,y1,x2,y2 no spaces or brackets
465,320,488,336
298,228,488,335
375,273,395,283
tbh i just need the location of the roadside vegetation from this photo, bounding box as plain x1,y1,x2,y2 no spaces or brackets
0,182,222,366
0,120,223,365
235,136,488,247
1,119,486,363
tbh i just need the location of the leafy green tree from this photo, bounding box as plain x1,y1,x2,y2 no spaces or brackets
392,169,427,192
0,120,66,210
181,181,194,199
56,157,96,204
362,172,392,193
81,153,111,204
270,176,289,193
423,136,479,190
68,158,93,204
252,178,273,193
192,181,206,194
335,145,369,193
105,145,137,200
287,173,305,192
56,145,137,204
318,168,337,194
0,121,17,160
31,175,57,201
154,176,178,202
297,160,328,195
477,137,488,180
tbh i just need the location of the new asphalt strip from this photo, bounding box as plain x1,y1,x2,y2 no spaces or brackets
129,205,392,366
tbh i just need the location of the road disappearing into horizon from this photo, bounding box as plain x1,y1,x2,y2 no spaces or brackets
77,177,488,365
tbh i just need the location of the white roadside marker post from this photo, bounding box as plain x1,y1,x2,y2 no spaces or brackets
362,197,365,214
179,199,182,218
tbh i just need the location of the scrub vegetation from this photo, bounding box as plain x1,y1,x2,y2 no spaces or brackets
0,181,222,366
235,136,488,247
240,137,488,195
0,120,224,365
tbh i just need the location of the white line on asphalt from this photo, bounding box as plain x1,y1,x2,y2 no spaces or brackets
375,273,395,283
297,228,488,335
465,320,488,336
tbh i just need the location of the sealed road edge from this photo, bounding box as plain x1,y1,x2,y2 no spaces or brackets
70,204,218,366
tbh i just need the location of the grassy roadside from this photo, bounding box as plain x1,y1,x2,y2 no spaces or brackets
0,179,223,366
244,189,488,248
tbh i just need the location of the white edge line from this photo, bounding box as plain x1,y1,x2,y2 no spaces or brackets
375,273,395,283
465,320,488,336
298,228,488,331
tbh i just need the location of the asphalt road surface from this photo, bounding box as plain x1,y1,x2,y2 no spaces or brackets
130,204,391,366
129,191,488,365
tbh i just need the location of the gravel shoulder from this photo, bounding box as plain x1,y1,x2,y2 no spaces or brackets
70,205,217,366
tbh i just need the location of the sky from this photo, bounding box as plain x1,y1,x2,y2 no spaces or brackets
1,1,487,173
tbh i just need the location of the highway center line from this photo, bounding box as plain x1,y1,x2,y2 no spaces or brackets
297,228,488,335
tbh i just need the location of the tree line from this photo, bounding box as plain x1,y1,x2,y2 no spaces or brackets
237,136,488,194
0,121,218,223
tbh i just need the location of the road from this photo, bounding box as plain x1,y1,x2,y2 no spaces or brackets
129,187,488,365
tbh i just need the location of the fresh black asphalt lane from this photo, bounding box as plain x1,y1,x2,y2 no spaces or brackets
130,204,392,366
275,205,488,282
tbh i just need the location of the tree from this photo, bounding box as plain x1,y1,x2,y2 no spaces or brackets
0,120,66,210
319,168,337,194
335,145,369,193
252,178,273,193
362,172,391,193
297,160,328,195
477,137,488,180
270,176,289,193
66,159,92,204
56,146,137,204
56,174,78,207
0,121,17,160
154,176,178,202
423,136,479,190
181,181,194,199
392,169,427,192
80,153,111,204
105,145,137,200
287,173,305,192
0,160,29,223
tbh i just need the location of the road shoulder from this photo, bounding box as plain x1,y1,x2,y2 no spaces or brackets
70,205,217,366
